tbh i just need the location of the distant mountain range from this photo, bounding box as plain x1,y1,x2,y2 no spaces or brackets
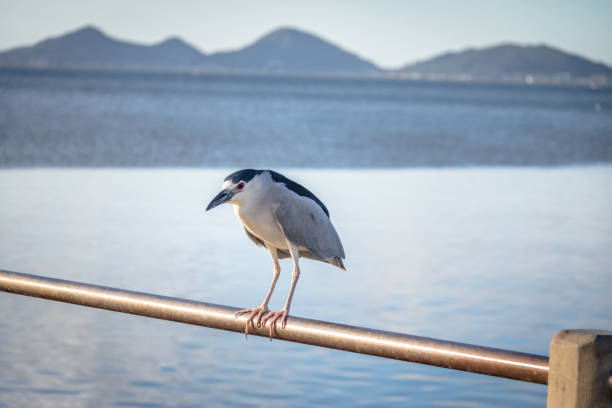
0,25,380,75
1,25,610,85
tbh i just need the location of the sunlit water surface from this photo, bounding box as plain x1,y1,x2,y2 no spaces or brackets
2,69,611,167
1,168,611,407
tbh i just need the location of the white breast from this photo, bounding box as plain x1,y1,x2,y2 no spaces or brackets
234,203,288,250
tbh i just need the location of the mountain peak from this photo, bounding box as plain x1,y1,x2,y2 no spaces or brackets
402,42,612,79
0,24,206,70
158,37,184,46
155,36,197,50
152,36,205,58
214,26,380,74
263,26,314,38
63,25,107,40
256,27,327,47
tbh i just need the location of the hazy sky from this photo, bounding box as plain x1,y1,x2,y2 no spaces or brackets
1,0,611,68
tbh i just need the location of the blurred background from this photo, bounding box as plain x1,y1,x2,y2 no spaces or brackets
1,1,611,407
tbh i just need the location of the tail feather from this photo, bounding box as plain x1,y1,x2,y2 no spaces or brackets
296,249,346,270
329,257,345,271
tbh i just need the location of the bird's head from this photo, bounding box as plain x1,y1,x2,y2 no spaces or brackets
205,169,262,211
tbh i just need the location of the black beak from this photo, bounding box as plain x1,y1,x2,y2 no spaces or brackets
206,189,234,211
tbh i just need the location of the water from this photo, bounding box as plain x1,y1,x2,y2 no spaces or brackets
1,69,611,167
1,168,611,407
1,70,612,406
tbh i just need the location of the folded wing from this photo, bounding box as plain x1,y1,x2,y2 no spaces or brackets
272,194,345,263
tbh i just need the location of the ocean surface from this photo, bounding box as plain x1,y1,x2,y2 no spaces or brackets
1,68,611,167
1,71,612,407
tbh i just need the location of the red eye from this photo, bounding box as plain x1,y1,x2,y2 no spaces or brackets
237,182,245,190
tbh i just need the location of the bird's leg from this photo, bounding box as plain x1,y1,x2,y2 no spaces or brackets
234,248,280,337
262,243,300,338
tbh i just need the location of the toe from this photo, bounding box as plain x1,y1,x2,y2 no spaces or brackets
235,307,254,318
262,312,273,325
256,309,267,327
268,313,280,337
281,312,288,329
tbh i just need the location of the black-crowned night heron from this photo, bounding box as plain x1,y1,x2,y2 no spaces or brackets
206,169,345,337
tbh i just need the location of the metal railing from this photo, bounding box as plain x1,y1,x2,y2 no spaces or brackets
0,269,549,384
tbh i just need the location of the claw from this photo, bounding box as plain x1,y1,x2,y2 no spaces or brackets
256,308,268,327
261,309,289,339
234,305,269,338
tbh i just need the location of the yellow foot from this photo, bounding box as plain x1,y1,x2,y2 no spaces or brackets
234,305,269,337
261,308,289,338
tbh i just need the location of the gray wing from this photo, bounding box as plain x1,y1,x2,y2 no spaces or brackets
272,194,345,261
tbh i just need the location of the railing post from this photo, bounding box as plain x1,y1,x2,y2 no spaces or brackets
547,329,612,408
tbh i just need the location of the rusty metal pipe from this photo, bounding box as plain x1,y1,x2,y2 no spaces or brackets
0,269,549,384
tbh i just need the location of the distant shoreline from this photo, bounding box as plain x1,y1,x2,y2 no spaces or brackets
1,66,610,89
2,164,612,170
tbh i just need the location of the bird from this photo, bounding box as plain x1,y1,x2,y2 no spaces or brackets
205,169,345,337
